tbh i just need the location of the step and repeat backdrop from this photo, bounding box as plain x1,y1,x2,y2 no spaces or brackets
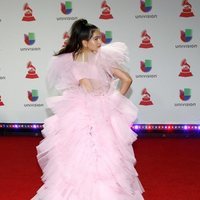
0,0,199,124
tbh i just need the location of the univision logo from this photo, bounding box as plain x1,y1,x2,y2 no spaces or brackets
57,1,77,21
140,59,152,72
101,31,112,44
140,0,152,13
24,32,35,45
61,1,72,15
179,88,191,101
28,89,39,102
136,59,157,79
175,28,197,48
174,88,196,106
180,29,192,42
24,89,44,107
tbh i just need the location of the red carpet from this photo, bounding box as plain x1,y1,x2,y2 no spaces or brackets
0,136,200,200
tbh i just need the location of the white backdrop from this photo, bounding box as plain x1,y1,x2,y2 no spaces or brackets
0,0,199,124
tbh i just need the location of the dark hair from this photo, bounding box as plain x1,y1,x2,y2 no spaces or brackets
55,19,98,57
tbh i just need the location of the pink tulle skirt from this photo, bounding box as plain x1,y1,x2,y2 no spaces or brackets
32,90,144,200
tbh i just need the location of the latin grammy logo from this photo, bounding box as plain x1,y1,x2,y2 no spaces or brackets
25,61,39,79
22,3,36,21
139,30,153,48
99,0,113,19
180,0,194,17
139,88,153,106
179,59,193,77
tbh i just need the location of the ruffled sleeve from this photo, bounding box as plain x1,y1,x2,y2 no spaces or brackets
46,54,76,92
98,42,129,79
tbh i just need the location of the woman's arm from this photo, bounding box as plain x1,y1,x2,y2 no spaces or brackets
112,68,132,95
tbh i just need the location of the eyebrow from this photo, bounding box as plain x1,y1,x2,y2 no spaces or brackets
92,35,102,39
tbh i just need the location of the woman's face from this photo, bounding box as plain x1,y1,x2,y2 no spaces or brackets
85,29,102,52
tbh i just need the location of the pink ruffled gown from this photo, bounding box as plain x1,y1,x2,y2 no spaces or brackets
32,42,144,200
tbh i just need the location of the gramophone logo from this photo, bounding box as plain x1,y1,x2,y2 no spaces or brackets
179,59,193,77
139,88,153,106
180,0,194,17
101,31,112,44
22,3,36,21
179,88,191,101
180,29,192,42
0,95,4,106
25,61,39,79
61,1,72,15
28,89,39,102
139,30,153,48
24,32,35,45
140,59,152,72
140,0,152,13
62,32,70,47
99,0,113,19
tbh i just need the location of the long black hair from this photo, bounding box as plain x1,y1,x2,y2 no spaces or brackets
55,19,98,57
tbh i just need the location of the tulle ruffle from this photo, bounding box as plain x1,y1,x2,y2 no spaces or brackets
98,42,130,78
32,90,144,200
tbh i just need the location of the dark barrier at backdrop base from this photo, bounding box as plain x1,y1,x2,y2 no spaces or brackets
0,123,200,138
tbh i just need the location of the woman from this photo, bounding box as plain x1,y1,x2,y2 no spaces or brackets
32,19,144,200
